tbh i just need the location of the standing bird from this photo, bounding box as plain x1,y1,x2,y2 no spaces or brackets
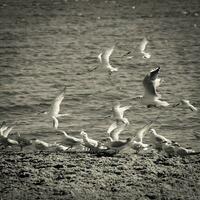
80,130,99,150
175,99,198,112
107,102,131,134
106,137,132,153
15,132,32,151
140,37,151,59
43,86,69,129
149,128,172,151
58,130,83,150
31,139,53,151
136,67,169,108
98,46,118,74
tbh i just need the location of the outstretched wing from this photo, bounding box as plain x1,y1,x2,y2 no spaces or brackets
49,86,66,116
110,123,126,141
107,121,117,135
135,121,153,143
102,46,114,67
143,67,160,97
3,127,13,138
140,37,148,53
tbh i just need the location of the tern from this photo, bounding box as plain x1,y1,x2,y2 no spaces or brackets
31,139,53,151
175,99,198,112
140,37,151,59
0,125,18,148
107,102,131,134
108,123,127,141
43,86,69,129
80,130,99,150
174,145,200,156
136,67,169,108
149,128,172,151
130,121,154,153
106,137,132,153
58,130,83,149
98,45,118,74
15,132,32,151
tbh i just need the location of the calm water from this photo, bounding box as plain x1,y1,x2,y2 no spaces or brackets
0,0,200,149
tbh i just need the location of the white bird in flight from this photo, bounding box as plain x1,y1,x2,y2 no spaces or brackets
108,123,127,141
176,99,198,112
136,67,169,108
130,121,154,153
43,86,69,129
107,102,131,134
140,37,151,59
98,45,118,74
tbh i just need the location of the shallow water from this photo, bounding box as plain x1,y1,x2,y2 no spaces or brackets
0,0,200,149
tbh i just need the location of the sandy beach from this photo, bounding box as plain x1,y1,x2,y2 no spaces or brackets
0,150,200,200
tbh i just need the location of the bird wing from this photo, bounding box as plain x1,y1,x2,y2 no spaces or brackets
107,121,117,134
3,127,13,138
140,37,148,53
102,46,114,66
49,86,66,116
119,105,132,113
52,117,59,129
135,121,154,142
143,67,160,97
61,130,82,143
7,138,18,145
110,123,126,141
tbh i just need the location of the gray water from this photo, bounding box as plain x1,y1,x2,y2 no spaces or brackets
0,0,200,149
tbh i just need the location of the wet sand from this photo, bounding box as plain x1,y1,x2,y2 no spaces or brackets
0,150,199,200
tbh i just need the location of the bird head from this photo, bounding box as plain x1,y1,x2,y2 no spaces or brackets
80,130,87,137
149,128,156,135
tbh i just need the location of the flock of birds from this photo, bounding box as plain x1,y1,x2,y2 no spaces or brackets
0,37,199,157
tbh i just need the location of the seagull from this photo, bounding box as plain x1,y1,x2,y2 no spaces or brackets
136,67,169,108
52,143,69,152
107,102,131,134
106,137,132,153
108,123,127,141
140,37,151,59
130,121,154,153
31,139,53,151
161,141,177,157
98,46,118,74
0,125,18,148
15,132,32,151
80,130,99,150
175,99,198,112
149,128,172,151
0,121,8,134
173,143,200,156
43,86,69,129
58,130,83,150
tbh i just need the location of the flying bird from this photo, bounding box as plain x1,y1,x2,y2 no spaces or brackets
136,67,169,108
43,86,69,129
107,102,131,134
108,123,127,141
98,46,118,74
130,121,154,153
175,99,198,112
140,37,151,59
